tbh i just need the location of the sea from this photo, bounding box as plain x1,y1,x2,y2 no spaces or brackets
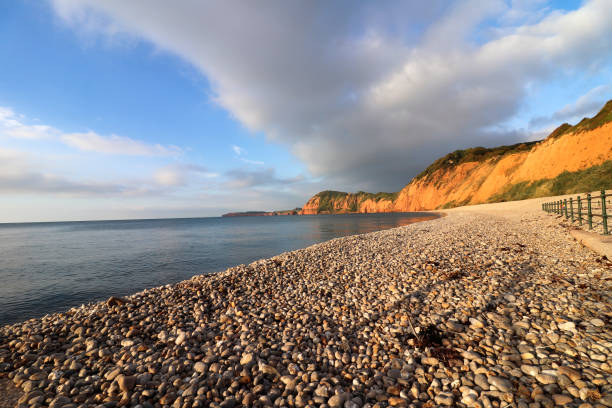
0,212,434,326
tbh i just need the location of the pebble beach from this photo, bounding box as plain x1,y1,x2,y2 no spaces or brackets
1,199,611,408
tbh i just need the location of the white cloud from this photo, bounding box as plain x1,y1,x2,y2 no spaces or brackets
0,107,58,140
0,105,183,157
231,144,245,156
50,0,612,191
230,144,264,165
154,164,217,187
61,131,182,156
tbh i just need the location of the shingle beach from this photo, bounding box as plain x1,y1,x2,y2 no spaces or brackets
1,198,611,408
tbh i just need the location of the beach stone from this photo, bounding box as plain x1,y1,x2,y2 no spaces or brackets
175,331,186,345
242,393,255,406
599,394,612,407
488,376,513,392
315,385,330,398
469,318,485,328
463,351,484,363
240,352,255,366
422,357,439,365
552,394,573,405
475,374,490,390
106,296,129,306
193,362,206,373
220,397,237,408
434,392,455,405
259,362,279,376
558,322,576,332
521,365,539,376
388,396,407,406
105,367,122,381
536,373,557,385
49,396,72,408
159,393,176,405
462,393,478,406
116,374,136,392
328,393,347,407
590,318,604,327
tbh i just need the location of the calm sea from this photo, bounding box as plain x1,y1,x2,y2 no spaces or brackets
0,213,433,326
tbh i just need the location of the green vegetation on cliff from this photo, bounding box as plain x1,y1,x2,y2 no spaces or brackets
549,100,612,139
489,160,612,202
313,190,398,213
414,142,538,181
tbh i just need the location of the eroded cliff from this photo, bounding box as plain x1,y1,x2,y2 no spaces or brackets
302,100,612,214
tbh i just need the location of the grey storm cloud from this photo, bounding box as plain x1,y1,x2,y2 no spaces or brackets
224,168,304,189
0,172,126,195
52,0,612,192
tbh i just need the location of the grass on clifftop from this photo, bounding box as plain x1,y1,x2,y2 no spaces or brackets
488,160,612,202
548,99,612,139
415,142,538,181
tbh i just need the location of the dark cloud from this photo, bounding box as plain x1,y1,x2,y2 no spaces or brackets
0,172,128,195
224,168,304,189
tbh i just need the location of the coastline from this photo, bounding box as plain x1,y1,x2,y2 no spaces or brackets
1,202,610,407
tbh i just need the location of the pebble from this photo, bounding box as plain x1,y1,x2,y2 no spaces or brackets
557,366,581,382
552,394,573,405
521,365,540,376
0,210,609,408
475,374,490,390
434,392,455,405
488,376,513,392
536,373,557,385
558,321,576,332
240,352,255,366
116,374,136,392
328,393,347,407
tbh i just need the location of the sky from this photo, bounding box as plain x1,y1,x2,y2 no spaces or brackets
1,0,611,222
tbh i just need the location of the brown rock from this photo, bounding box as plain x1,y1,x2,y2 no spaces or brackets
116,375,136,392
107,296,130,306
557,366,581,382
388,396,408,406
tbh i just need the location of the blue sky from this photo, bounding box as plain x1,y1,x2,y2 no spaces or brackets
0,0,611,222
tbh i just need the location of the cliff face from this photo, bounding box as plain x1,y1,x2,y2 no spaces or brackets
302,100,612,214
301,191,397,214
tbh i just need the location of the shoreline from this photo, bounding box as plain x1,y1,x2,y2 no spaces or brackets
1,202,610,407
0,211,440,328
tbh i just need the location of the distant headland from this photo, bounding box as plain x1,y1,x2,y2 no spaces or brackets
221,209,301,217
